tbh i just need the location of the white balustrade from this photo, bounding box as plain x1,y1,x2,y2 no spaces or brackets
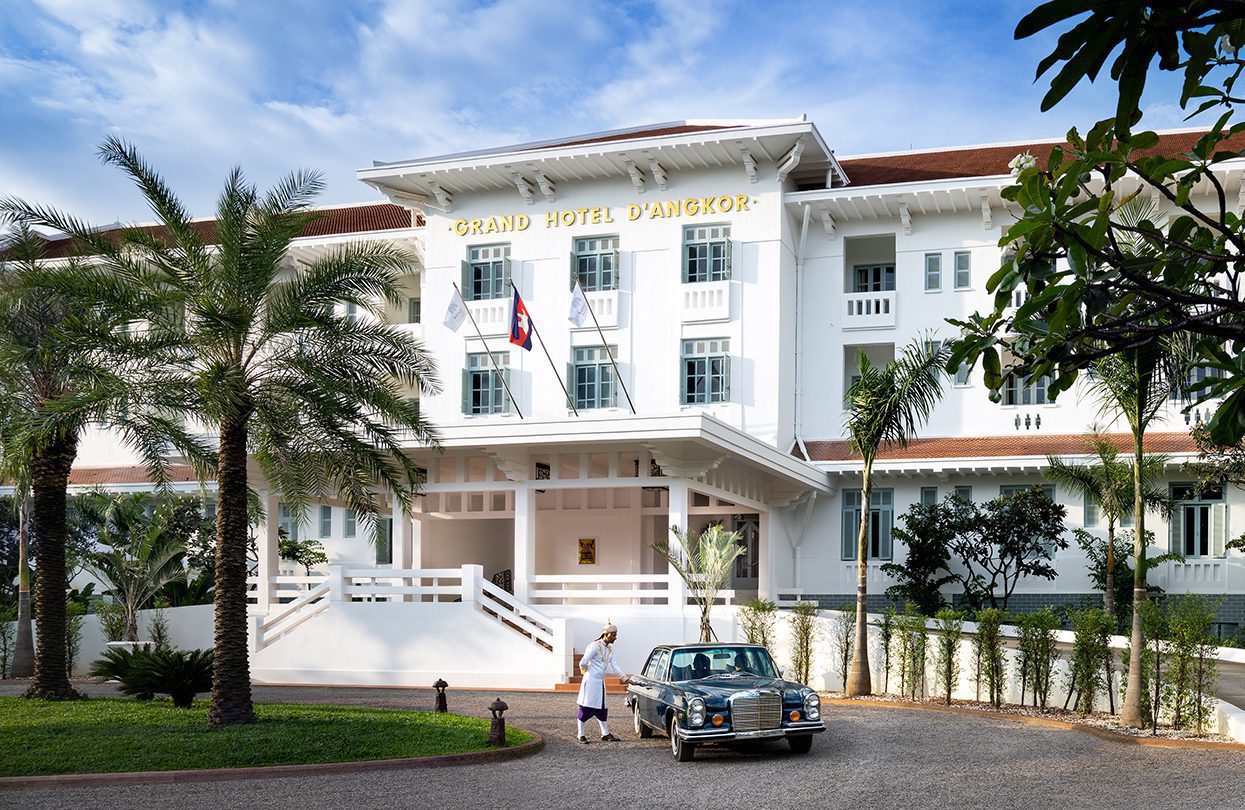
529,573,673,605
467,299,509,335
581,290,619,329
843,290,896,330
681,280,731,322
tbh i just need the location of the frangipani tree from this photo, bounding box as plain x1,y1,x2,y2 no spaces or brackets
843,338,949,696
653,523,744,643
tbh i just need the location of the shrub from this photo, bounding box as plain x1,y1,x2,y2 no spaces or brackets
897,606,928,700
0,608,14,679
65,603,85,677
830,604,855,691
973,608,1007,708
95,601,127,643
1066,608,1113,715
933,608,964,705
877,606,897,694
788,602,819,686
147,600,172,650
737,598,777,647
120,648,214,708
1016,608,1060,708
1164,595,1219,733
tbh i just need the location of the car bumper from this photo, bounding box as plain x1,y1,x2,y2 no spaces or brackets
676,720,825,742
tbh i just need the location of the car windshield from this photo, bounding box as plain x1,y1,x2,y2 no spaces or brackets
668,647,777,680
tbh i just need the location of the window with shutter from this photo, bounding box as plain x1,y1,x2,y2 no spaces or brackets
683,225,731,283
464,245,511,300
680,338,730,404
573,236,620,291
841,489,893,560
1212,502,1227,558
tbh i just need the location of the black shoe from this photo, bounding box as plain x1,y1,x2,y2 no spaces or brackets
578,735,590,744
601,733,620,742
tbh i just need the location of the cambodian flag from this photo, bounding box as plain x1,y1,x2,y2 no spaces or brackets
509,288,533,351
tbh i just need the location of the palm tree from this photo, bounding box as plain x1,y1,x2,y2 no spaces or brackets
8,139,441,724
1045,430,1171,617
1088,334,1192,727
80,493,188,641
0,416,35,678
843,339,948,696
0,225,199,699
653,524,744,643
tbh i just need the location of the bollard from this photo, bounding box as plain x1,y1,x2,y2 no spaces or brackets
434,678,448,713
488,698,509,746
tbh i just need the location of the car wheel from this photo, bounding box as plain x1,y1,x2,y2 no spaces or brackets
669,717,695,762
788,735,813,755
634,705,652,738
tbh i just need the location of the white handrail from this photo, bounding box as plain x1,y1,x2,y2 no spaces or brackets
529,573,669,583
260,581,330,639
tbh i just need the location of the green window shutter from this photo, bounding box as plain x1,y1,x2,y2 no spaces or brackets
611,250,621,289
841,509,857,560
460,259,472,301
502,257,512,293
722,356,732,402
502,366,512,413
1212,502,1228,558
679,356,688,405
723,240,734,280
880,509,893,560
461,368,471,414
569,251,578,290
566,362,576,408
1169,507,1184,556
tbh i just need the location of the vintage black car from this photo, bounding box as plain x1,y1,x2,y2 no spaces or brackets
625,643,824,761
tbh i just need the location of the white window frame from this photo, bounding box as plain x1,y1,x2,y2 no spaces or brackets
683,225,731,283
924,253,942,291
573,236,620,292
465,244,511,301
319,504,332,539
465,352,510,415
681,338,730,405
954,250,972,289
841,488,894,560
571,345,618,410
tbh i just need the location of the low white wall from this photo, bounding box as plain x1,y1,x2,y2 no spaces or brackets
545,605,741,677
766,608,1245,742
38,603,217,676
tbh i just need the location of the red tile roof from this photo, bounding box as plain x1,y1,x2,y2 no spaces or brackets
522,124,739,152
33,203,418,260
838,130,1245,187
68,464,202,486
801,432,1198,462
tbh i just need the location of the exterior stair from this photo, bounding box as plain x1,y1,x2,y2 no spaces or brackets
553,651,628,694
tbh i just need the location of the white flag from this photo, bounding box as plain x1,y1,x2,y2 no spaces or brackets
568,283,589,327
443,288,467,332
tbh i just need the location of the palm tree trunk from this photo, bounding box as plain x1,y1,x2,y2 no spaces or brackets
208,416,256,725
846,460,873,696
24,433,79,699
1104,520,1116,619
1120,419,1147,726
12,500,34,678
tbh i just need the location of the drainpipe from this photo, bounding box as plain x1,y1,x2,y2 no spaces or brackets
794,203,812,461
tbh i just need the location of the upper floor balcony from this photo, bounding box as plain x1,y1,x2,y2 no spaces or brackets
843,290,896,330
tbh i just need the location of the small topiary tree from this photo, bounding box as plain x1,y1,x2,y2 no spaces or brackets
1017,608,1060,708
146,599,172,651
973,608,1007,708
877,606,897,694
788,602,819,686
1067,608,1113,715
737,598,777,648
95,601,127,643
898,606,928,700
830,604,855,692
65,602,85,677
933,608,964,705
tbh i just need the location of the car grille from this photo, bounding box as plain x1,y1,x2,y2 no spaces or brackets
729,692,782,731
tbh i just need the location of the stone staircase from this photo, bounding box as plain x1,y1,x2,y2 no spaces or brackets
552,650,628,694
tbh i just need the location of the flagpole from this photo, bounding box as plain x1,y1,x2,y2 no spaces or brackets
511,280,579,417
575,280,636,415
454,282,524,420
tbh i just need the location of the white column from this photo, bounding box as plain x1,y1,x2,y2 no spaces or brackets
392,495,412,602
255,491,280,610
410,509,423,569
514,486,536,602
757,510,773,601
666,478,690,607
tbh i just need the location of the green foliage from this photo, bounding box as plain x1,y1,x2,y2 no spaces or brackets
90,646,136,683
830,605,855,691
845,338,950,466
737,598,777,648
654,524,745,643
1016,608,1061,708
146,600,172,651
882,498,963,615
119,648,214,709
1164,595,1221,734
0,607,14,678
1121,598,1166,728
896,606,928,700
877,606,897,694
933,608,963,705
94,601,127,643
0,697,532,776
1074,528,1182,627
278,537,328,575
1067,608,1114,715
973,608,1007,708
65,602,85,677
788,602,819,686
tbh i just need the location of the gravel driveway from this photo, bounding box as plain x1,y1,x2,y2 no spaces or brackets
4,682,1245,810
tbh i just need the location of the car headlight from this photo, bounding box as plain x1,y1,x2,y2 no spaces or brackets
803,692,820,721
688,698,706,727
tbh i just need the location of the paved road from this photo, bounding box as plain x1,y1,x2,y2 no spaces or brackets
3,683,1245,810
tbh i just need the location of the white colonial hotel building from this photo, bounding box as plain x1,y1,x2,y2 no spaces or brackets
38,118,1245,687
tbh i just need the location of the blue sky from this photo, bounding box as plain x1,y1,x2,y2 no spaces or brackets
0,0,1212,226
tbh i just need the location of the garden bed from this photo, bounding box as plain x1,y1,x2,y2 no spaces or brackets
0,697,534,777
825,693,1237,744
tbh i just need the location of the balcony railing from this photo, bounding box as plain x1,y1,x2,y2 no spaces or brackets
843,291,896,330
682,280,731,322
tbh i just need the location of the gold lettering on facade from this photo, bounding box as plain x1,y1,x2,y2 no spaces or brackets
700,197,716,214
735,195,750,212
452,195,752,235
684,198,699,215
663,200,681,217
717,195,734,212
627,204,643,221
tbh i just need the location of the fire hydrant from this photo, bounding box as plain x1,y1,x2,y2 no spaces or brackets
488,698,509,747
434,679,449,713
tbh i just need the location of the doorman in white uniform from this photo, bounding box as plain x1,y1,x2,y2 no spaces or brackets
576,621,632,743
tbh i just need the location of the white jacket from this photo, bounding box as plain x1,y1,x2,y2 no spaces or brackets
576,639,624,709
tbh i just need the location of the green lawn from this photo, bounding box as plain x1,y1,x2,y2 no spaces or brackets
0,697,533,777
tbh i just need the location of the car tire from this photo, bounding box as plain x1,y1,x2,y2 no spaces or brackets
669,717,695,762
633,705,653,738
788,735,813,755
